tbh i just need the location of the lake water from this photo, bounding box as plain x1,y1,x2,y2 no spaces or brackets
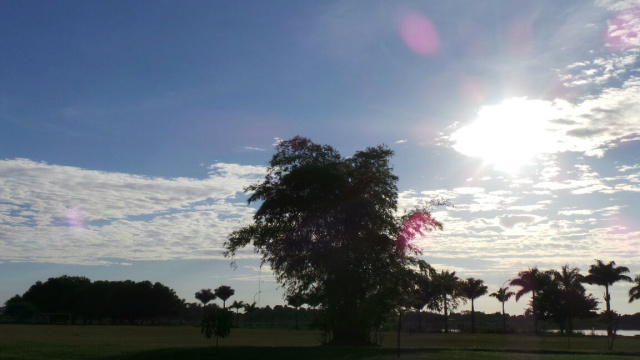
548,329,640,337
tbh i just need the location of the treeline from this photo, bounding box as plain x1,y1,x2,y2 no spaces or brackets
3,275,183,325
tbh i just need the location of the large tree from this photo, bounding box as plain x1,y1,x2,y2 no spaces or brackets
459,277,488,333
225,136,442,345
490,286,514,334
584,260,632,336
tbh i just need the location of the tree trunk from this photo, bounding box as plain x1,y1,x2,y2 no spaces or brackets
397,312,402,358
502,301,506,333
471,300,476,333
532,290,538,335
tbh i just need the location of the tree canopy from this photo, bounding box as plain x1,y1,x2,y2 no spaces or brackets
225,136,442,344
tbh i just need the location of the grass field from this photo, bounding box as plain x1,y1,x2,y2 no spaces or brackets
0,325,639,360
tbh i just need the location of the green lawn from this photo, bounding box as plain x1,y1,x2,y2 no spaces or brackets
0,325,638,360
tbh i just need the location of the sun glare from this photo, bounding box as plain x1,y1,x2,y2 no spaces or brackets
451,97,564,173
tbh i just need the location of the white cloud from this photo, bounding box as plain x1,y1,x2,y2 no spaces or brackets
0,159,266,264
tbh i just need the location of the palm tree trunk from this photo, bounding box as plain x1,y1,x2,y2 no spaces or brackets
471,300,476,333
605,284,612,337
502,301,506,333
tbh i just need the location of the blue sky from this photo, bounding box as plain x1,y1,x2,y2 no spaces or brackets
2,0,640,316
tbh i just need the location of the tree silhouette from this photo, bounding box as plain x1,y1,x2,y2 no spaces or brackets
225,136,443,345
214,285,235,309
411,262,439,333
459,278,488,333
629,275,640,303
433,270,459,333
286,293,305,330
550,265,598,335
201,307,233,347
510,267,543,334
490,286,514,333
243,301,258,329
229,300,245,327
585,260,632,336
195,289,216,307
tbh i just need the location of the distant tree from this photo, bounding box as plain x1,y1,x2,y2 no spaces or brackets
584,260,632,336
510,267,544,334
3,295,35,322
214,285,235,309
459,278,488,333
629,275,640,303
201,307,233,347
286,293,305,330
433,270,460,333
412,262,439,333
229,300,245,327
244,301,258,328
195,289,216,307
21,275,91,324
490,286,514,333
225,136,443,345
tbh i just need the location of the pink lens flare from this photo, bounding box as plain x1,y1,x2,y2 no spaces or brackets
459,77,486,104
400,13,439,57
66,206,87,230
397,211,442,254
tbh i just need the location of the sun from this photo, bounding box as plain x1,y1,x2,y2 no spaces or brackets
450,97,564,173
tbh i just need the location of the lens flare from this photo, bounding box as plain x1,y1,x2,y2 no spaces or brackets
605,8,640,50
400,13,439,57
66,206,87,230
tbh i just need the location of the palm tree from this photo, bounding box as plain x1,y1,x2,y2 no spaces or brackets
509,267,543,334
214,285,235,309
629,275,640,303
244,301,258,329
584,260,632,336
434,270,459,333
195,288,216,306
459,278,488,333
490,286,514,333
230,300,245,327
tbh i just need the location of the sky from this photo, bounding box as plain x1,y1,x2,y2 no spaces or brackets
1,0,640,316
